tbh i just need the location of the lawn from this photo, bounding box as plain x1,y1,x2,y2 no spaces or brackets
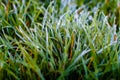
0,0,120,80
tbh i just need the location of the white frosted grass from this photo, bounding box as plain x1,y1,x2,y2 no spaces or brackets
97,41,117,54
56,12,68,30
46,27,49,48
110,25,117,43
60,0,71,10
18,26,31,42
74,49,91,64
13,4,17,13
42,7,47,29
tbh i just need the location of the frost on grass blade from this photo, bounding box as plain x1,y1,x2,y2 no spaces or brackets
73,49,91,66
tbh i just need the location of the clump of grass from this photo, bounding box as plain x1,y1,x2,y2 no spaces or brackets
0,0,120,80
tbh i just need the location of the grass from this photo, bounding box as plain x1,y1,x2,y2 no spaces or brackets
0,0,120,80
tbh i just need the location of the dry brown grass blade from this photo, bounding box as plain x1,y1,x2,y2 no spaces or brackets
68,32,75,60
